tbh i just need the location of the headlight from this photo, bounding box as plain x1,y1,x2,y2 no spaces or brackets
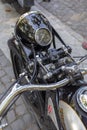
77,87,87,113
35,28,52,46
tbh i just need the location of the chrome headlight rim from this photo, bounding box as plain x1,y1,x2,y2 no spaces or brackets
35,27,52,47
77,87,87,113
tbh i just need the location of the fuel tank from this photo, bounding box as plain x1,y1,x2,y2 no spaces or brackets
59,100,86,130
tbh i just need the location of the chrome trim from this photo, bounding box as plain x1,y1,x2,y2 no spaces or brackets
17,11,41,25
35,27,52,46
0,78,69,116
77,87,87,113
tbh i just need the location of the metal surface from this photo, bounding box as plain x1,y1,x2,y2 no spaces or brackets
15,11,52,49
0,78,69,117
59,100,86,130
76,87,87,113
35,27,52,46
48,97,59,130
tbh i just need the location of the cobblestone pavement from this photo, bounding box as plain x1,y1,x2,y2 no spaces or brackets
38,0,87,40
0,49,39,130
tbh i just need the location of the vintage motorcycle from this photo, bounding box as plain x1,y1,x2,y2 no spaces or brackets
0,11,87,130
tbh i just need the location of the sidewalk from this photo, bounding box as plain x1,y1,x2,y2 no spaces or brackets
38,0,87,40
32,2,87,57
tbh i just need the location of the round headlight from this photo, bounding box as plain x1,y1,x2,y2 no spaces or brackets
77,87,87,113
35,28,52,46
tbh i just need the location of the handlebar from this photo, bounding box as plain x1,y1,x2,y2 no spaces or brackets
0,78,69,117
0,62,87,118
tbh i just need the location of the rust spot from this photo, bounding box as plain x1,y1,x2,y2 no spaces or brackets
5,9,11,12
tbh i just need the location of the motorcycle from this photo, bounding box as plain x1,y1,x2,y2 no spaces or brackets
0,11,87,130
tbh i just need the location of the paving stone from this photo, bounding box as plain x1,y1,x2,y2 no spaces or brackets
0,50,4,56
11,118,25,130
29,123,39,130
1,75,12,85
23,113,36,128
0,69,6,78
15,97,24,106
4,66,14,79
7,109,16,123
4,125,12,130
15,104,27,116
0,55,10,67
0,82,6,94
38,0,87,40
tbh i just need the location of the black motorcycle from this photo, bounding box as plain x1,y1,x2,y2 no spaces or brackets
0,11,87,130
